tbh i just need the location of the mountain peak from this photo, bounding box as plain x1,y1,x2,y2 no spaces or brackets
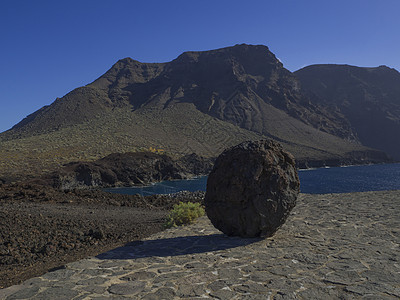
174,44,277,63
117,57,136,63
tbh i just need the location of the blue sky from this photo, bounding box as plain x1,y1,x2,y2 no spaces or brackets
0,0,399,133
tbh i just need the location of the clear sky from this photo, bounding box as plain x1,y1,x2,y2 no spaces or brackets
0,0,399,133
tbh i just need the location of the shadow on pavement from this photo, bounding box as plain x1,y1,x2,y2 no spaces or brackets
96,234,261,260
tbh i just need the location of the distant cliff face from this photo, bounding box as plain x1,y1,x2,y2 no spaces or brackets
295,64,400,160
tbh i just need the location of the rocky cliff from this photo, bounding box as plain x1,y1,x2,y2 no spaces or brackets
45,152,214,190
295,64,400,160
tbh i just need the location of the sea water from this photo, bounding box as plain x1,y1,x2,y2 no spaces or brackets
104,176,208,196
104,163,400,195
298,163,400,194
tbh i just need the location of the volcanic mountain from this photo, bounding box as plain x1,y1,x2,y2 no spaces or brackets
295,64,400,160
0,44,390,178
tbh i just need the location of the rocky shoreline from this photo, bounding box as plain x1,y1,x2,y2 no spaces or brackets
296,150,393,169
41,152,214,190
0,156,398,292
0,149,393,189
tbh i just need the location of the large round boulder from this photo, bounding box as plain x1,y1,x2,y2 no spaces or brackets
205,140,300,238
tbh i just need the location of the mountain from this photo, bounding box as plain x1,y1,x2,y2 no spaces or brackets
90,45,357,140
295,64,400,160
0,45,390,179
8,45,355,140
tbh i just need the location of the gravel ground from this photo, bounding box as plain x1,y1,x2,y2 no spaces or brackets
0,183,205,288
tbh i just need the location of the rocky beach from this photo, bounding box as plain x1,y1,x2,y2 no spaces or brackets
1,189,399,299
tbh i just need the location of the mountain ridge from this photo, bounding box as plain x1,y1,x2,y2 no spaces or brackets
0,44,394,179
88,44,357,140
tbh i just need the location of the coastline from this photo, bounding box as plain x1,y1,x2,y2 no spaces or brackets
296,157,396,170
1,162,399,290
103,163,400,196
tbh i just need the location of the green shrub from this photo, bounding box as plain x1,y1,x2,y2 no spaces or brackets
164,201,205,228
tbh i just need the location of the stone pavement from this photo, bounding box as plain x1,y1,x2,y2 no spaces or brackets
1,190,400,299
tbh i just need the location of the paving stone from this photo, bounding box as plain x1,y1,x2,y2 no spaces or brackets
20,277,46,286
157,266,182,273
108,281,146,295
361,295,395,300
73,293,91,300
232,282,269,293
177,272,218,285
76,277,109,285
79,268,113,277
152,271,191,283
51,282,78,289
151,287,176,298
91,296,127,300
41,269,75,281
325,259,369,272
99,260,129,269
66,259,102,270
121,262,147,270
81,285,108,294
362,269,399,284
5,286,40,300
209,288,237,300
142,288,176,300
241,294,273,300
248,271,276,283
217,267,242,279
265,278,302,291
120,271,157,281
344,284,375,296
177,283,206,298
296,286,350,299
272,291,300,300
184,261,209,269
30,287,80,300
208,280,231,291
323,270,364,285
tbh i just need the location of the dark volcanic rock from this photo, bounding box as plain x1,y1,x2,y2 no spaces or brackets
176,153,215,175
205,140,299,238
47,152,213,189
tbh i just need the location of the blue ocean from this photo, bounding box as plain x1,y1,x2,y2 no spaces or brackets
104,163,400,196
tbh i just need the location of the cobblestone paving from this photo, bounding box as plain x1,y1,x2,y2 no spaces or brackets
1,190,400,299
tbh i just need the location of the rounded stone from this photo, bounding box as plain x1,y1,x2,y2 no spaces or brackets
205,140,300,238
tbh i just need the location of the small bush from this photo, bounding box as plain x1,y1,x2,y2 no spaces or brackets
164,201,205,228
